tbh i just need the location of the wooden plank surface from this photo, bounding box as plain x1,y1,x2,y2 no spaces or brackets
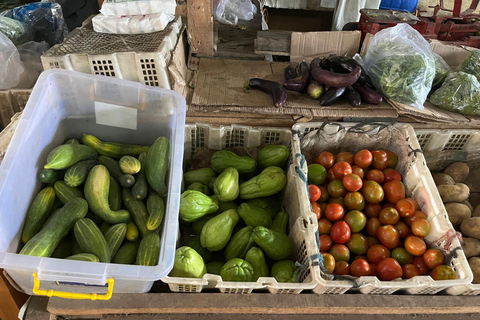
187,0,215,56
255,30,291,56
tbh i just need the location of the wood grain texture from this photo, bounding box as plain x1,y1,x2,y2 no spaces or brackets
255,30,292,56
187,0,215,56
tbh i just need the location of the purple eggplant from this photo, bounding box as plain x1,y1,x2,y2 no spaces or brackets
324,55,373,86
345,86,362,107
311,67,361,88
249,78,287,108
352,83,383,105
284,64,298,80
320,87,346,106
310,57,324,70
284,61,310,92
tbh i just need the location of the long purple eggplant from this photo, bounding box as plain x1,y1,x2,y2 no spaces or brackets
284,61,310,92
345,86,362,107
249,78,287,108
320,87,346,106
324,55,372,85
352,83,383,105
311,67,361,88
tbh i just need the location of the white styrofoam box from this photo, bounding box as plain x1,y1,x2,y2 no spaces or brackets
0,69,186,295
101,0,176,16
92,12,175,35
263,0,335,10
292,122,473,295
162,124,321,294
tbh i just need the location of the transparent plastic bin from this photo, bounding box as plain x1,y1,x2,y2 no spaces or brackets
292,122,473,295
0,69,186,295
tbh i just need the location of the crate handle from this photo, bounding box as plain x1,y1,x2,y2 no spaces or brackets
32,273,114,300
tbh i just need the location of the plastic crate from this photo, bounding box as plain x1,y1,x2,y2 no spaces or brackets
292,122,473,295
41,17,183,89
162,124,321,294
0,69,186,296
0,89,31,128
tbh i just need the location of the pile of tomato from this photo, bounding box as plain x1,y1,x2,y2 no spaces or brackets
308,149,456,281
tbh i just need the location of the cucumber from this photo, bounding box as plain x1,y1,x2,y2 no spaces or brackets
44,144,98,170
54,181,84,204
145,137,169,197
22,187,56,243
71,234,82,255
98,156,124,182
74,218,111,263
64,160,97,187
136,232,160,266
122,188,149,237
108,177,122,211
119,156,141,175
65,139,79,145
38,169,64,184
146,191,165,231
85,211,103,225
120,174,135,188
126,220,139,241
51,238,72,259
100,221,111,234
66,253,100,262
84,165,130,224
132,153,148,200
104,223,127,257
112,240,140,264
20,198,88,257
82,134,150,159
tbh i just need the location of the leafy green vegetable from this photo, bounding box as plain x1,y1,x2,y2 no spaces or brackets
432,53,450,89
458,51,480,81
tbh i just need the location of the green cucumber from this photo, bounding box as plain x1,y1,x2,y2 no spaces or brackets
146,191,165,231
66,253,100,262
22,187,56,243
145,137,169,197
104,223,127,257
136,232,160,266
120,174,135,188
108,177,122,211
51,238,72,259
38,169,64,184
74,218,111,263
98,156,124,182
85,211,102,225
100,222,111,234
119,156,141,175
82,134,150,159
132,153,148,200
65,139,79,145
126,220,139,241
54,181,84,204
64,160,97,187
112,240,140,264
122,188,149,237
44,144,98,170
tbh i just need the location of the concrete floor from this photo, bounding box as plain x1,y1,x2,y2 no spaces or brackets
418,0,480,15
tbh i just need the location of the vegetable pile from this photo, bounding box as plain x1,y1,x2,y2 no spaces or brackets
306,149,456,281
169,145,301,284
19,134,170,266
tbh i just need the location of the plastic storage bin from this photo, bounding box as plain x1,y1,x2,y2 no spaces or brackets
0,69,186,295
162,124,321,294
292,122,473,295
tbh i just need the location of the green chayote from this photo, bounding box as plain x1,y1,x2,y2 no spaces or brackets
224,226,254,261
271,260,299,283
200,209,239,251
245,247,269,280
187,182,210,195
170,246,207,278
239,166,287,200
220,258,255,282
213,167,239,201
179,190,219,222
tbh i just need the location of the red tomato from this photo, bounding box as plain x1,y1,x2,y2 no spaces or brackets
383,180,406,204
319,234,333,252
367,244,391,264
366,217,381,237
351,259,371,277
334,261,350,275
407,198,419,210
383,203,396,209
369,263,377,276
405,211,428,227
322,253,336,273
352,166,365,179
367,236,380,247
367,169,385,184
396,199,415,218
329,244,350,262
377,225,400,249
404,236,426,256
343,174,363,192
431,265,456,280
332,162,353,180
423,249,445,270
354,149,373,169
362,181,385,204
346,233,369,255
395,221,410,238
385,151,398,168
318,218,332,235
309,184,321,202
383,168,402,184
402,264,421,279
365,203,382,218
330,221,351,244
328,197,345,208
318,186,329,202
325,203,345,221
371,150,389,170
344,210,367,233
327,179,347,198
411,219,431,237
344,192,365,211
336,152,354,165
311,201,322,220
379,207,400,225
315,151,335,169
376,258,403,281
413,256,430,275
327,168,336,181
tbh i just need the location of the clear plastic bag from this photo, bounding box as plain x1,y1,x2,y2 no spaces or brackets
363,23,435,109
430,71,480,116
0,16,33,46
214,0,257,25
15,41,50,89
432,52,451,89
0,32,24,90
458,50,480,82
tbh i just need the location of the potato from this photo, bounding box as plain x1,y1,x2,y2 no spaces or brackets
462,200,474,212
469,257,480,284
462,237,480,258
437,183,470,203
461,217,480,239
444,162,469,183
433,173,455,186
445,202,471,227
474,205,480,218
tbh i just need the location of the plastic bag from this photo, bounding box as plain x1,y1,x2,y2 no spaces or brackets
458,50,480,82
430,72,480,116
101,0,176,16
15,41,50,89
432,52,451,89
0,16,33,45
363,23,435,109
214,0,257,25
92,12,174,34
0,32,24,90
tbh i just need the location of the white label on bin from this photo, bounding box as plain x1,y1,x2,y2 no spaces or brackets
95,101,137,130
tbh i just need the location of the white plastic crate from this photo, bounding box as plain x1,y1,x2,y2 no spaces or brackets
162,124,321,294
0,89,31,128
0,69,186,296
101,0,177,16
292,122,473,295
41,17,183,89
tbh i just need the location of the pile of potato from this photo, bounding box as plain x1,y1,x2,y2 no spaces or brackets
432,162,480,284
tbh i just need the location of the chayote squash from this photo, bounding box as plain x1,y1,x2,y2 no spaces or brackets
271,211,288,234
220,258,255,282
200,209,239,251
258,145,290,169
184,168,217,186
252,226,293,260
213,167,239,201
271,260,299,283
206,261,224,275
245,247,269,280
211,151,257,174
224,226,254,261
239,166,287,200
170,246,207,278
247,197,281,218
217,199,238,212
187,182,210,195
180,190,219,222
238,203,272,228
192,215,214,235
186,236,212,263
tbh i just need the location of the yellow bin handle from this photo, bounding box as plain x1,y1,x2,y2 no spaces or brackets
32,272,114,300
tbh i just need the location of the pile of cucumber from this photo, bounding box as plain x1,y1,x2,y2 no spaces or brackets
19,134,170,266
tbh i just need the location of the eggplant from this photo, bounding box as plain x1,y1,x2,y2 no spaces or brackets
310,57,324,70
311,67,361,88
324,55,373,86
345,86,362,107
249,78,287,108
284,64,298,80
284,61,310,92
320,87,346,106
352,83,383,105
